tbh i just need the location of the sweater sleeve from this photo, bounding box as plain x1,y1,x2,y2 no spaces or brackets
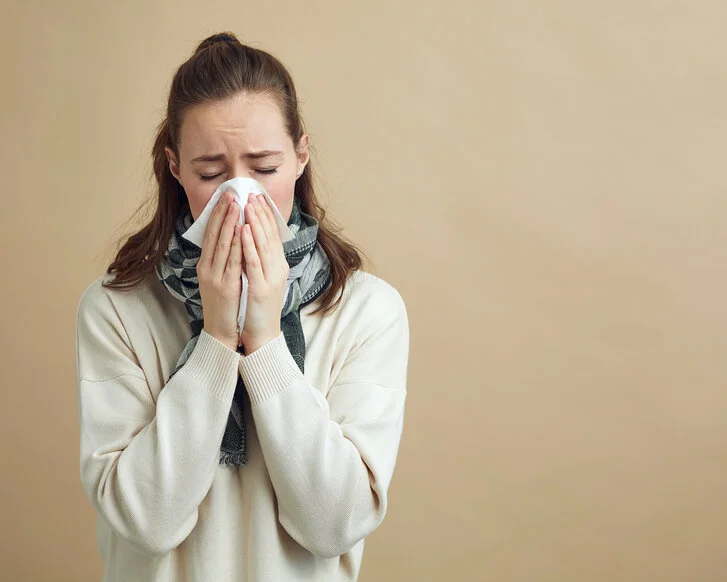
75,285,241,557
238,282,409,558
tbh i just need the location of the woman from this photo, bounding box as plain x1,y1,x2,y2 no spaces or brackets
75,32,409,582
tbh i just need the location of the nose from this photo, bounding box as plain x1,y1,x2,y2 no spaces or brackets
223,173,260,203
229,164,257,181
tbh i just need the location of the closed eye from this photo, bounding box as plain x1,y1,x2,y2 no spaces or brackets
200,168,278,181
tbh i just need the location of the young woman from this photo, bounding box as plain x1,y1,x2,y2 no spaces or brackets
75,32,409,582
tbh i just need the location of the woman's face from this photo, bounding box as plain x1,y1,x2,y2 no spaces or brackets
165,92,309,223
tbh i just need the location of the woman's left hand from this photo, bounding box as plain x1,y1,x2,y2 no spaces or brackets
238,193,289,354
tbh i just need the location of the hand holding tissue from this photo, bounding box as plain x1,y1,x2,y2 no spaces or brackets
182,176,294,247
182,176,293,336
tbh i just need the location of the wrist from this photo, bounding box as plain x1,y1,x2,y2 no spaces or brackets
203,327,239,352
243,332,281,355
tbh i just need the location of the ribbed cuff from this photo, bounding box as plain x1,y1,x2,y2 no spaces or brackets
180,329,241,403
238,332,304,405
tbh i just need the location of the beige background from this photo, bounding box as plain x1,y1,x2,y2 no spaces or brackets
1,1,726,580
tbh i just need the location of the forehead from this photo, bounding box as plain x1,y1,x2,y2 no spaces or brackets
179,92,288,155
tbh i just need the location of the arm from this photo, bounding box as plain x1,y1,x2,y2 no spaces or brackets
238,283,409,558
75,286,241,557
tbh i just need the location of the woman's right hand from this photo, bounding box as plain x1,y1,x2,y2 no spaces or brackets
198,191,243,351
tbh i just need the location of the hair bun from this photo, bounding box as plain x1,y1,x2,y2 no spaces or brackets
194,32,239,53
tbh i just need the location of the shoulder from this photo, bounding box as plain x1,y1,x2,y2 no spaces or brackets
324,271,410,382
76,271,158,328
335,269,409,333
344,269,406,307
76,272,116,322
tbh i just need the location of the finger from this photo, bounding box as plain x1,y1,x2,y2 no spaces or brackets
200,192,233,268
240,225,247,273
246,198,270,273
264,197,282,243
211,199,240,279
241,223,264,286
255,194,277,242
223,224,242,283
252,196,280,279
258,195,287,279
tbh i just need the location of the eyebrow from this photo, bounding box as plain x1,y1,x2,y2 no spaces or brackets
191,150,284,163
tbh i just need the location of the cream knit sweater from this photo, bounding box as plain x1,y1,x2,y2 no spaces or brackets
75,268,409,582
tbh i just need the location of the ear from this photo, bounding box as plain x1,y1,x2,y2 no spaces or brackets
164,146,182,182
295,134,310,179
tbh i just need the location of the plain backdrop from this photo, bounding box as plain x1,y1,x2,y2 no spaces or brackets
1,1,726,581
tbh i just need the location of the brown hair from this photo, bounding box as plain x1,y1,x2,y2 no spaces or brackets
103,32,366,316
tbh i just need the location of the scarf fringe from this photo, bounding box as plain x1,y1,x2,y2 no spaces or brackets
220,449,248,467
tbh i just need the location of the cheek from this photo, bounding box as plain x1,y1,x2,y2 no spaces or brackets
261,171,296,221
182,179,216,221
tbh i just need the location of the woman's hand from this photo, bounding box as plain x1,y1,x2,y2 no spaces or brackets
198,191,244,352
239,193,289,354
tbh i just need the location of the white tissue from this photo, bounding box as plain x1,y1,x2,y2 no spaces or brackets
182,176,293,246
181,176,294,336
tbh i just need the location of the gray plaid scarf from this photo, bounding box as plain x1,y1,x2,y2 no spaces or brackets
155,197,331,466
